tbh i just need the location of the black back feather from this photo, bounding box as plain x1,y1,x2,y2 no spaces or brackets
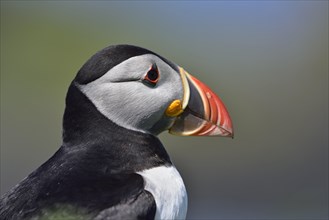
0,45,175,219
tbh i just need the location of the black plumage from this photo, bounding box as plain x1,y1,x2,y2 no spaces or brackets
0,45,174,219
76,45,178,85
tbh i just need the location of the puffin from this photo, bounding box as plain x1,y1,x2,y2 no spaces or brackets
0,45,233,220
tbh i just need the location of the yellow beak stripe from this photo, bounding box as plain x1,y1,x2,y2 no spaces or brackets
165,99,184,117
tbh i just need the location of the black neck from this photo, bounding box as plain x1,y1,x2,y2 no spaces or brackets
61,83,171,173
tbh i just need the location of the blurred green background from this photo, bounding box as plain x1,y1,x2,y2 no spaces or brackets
1,1,328,219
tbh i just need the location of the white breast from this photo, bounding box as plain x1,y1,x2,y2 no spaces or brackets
137,165,188,220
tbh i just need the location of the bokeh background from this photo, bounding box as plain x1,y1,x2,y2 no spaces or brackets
1,1,328,219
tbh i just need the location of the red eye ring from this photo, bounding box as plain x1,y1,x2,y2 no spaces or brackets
144,64,159,85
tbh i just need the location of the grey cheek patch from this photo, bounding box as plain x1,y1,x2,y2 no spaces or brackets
77,54,184,135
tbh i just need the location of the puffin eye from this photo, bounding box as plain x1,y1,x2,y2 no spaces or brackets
144,64,159,86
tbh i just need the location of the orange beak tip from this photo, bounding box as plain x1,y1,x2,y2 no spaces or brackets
169,68,234,138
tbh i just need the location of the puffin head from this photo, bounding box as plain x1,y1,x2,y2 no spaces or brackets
68,45,233,138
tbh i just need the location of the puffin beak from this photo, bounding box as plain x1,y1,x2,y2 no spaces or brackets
168,67,234,137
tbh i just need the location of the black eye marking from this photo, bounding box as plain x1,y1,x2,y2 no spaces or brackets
144,63,159,86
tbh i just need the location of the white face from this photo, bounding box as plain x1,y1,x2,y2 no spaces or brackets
78,54,184,135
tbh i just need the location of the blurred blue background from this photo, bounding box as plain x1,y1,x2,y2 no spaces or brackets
1,1,328,219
